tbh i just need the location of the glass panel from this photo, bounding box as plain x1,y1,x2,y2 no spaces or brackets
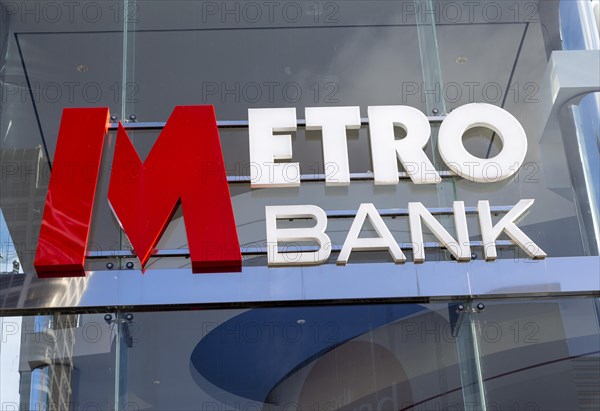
414,0,446,116
1,0,598,273
1,316,23,410
0,0,126,273
0,209,23,274
569,93,600,254
557,0,600,255
476,297,600,410
0,312,117,410
560,0,600,50
121,1,427,121
3,298,599,410
116,297,600,410
455,303,487,409
430,0,596,257
120,303,466,410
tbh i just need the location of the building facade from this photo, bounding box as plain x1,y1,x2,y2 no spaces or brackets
1,1,599,410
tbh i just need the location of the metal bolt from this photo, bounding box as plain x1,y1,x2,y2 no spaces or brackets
110,115,118,122
125,313,134,321
471,253,478,260
106,262,114,270
432,108,439,115
104,314,113,323
476,303,485,311
126,261,134,269
129,114,137,122
457,304,465,311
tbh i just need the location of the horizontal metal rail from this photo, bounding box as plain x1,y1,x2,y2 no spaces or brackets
324,205,513,218
107,117,455,182
86,206,514,259
107,116,447,131
86,240,516,259
226,170,456,183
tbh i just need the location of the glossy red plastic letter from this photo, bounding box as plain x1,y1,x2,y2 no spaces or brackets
34,108,110,277
108,106,241,273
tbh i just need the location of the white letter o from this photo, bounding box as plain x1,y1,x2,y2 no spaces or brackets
438,103,527,183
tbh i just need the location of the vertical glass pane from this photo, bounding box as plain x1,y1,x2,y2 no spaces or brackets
414,0,447,116
477,297,600,410
121,1,427,121
1,312,117,410
0,209,23,274
1,316,22,410
121,304,466,410
3,0,599,273
571,93,600,252
0,0,127,273
430,0,597,257
455,303,488,409
4,298,600,409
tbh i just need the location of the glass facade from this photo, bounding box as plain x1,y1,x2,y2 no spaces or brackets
1,1,599,410
0,0,599,272
1,298,600,410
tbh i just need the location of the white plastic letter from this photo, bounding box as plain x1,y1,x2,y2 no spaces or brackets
305,106,361,186
337,203,406,264
368,105,441,185
478,200,547,260
438,103,527,183
249,108,299,187
408,202,471,262
266,205,331,266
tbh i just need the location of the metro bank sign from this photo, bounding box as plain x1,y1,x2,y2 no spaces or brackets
34,104,546,278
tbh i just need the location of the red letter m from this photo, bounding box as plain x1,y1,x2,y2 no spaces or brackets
34,106,241,278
